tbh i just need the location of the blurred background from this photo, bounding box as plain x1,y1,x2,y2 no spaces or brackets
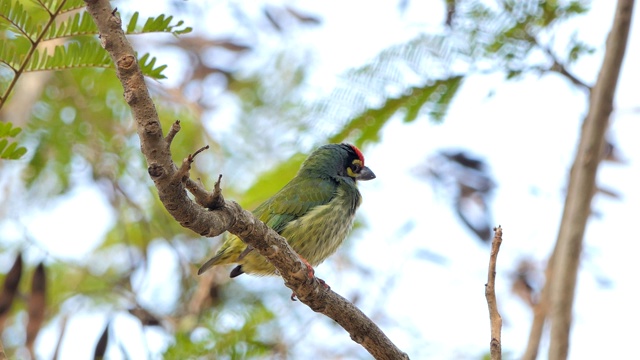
1,0,639,359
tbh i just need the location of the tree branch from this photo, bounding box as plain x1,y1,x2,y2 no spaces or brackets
485,226,503,360
547,1,634,359
541,45,591,91
84,1,408,359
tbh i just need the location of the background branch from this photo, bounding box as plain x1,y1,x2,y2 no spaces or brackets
547,1,634,359
84,0,408,359
485,226,503,360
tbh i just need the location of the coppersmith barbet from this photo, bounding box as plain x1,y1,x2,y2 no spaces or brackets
198,143,375,278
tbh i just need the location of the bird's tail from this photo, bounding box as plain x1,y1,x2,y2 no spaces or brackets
198,237,246,275
197,254,224,275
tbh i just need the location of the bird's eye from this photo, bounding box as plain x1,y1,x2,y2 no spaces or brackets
350,163,362,173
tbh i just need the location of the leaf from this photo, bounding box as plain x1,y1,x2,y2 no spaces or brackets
8,145,27,159
138,53,167,79
7,123,22,137
27,263,46,354
93,323,109,360
0,123,26,159
1,141,17,157
0,254,22,320
330,76,464,147
127,11,139,34
125,12,192,36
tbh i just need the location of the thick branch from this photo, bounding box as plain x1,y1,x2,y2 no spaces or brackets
548,1,634,359
84,1,408,359
485,226,503,360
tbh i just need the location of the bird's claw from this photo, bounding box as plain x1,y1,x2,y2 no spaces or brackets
290,255,330,301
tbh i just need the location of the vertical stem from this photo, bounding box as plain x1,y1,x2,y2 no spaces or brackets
485,226,503,360
548,1,634,359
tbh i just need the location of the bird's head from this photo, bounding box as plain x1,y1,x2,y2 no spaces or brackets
300,143,376,182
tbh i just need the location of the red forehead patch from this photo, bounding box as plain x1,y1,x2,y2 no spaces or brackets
349,144,365,165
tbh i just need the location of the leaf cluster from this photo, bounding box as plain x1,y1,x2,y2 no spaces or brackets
0,0,192,106
164,302,280,359
309,0,592,147
0,121,26,159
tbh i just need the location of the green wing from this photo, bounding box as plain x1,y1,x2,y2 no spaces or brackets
253,176,337,234
197,175,337,275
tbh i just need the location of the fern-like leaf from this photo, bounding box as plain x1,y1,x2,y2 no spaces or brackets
0,0,39,40
329,77,463,147
23,41,168,79
26,41,111,71
42,11,193,41
43,11,99,40
125,12,192,36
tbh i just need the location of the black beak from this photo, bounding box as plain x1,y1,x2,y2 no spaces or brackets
356,166,376,181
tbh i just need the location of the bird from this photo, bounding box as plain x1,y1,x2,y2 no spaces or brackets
197,143,375,278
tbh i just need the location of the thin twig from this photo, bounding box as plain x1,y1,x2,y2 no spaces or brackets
485,226,503,360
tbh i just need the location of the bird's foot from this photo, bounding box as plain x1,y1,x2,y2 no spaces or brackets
290,256,330,301
300,256,315,278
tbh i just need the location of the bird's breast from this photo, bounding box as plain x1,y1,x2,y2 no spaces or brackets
281,186,361,266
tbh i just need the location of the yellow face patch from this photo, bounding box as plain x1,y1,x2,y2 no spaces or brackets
346,159,363,178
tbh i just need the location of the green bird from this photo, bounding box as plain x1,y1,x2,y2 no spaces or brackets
198,143,375,278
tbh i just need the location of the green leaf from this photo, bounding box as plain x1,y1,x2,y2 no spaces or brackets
429,76,463,122
8,145,27,159
138,53,167,79
127,11,139,33
1,141,17,158
125,12,192,36
0,121,22,138
9,125,22,137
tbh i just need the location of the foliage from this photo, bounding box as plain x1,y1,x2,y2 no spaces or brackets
0,0,191,106
164,303,279,359
0,0,600,358
312,0,591,148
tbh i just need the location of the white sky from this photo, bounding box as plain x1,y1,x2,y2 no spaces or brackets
11,1,640,359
